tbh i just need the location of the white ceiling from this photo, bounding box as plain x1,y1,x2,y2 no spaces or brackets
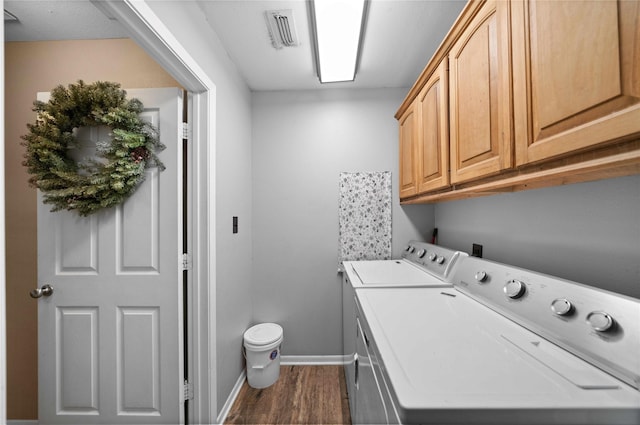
4,0,466,91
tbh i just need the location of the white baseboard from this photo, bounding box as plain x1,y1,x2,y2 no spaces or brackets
281,355,348,365
7,421,38,425
216,369,246,425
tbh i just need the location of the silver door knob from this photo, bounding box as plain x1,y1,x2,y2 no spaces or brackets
30,284,53,299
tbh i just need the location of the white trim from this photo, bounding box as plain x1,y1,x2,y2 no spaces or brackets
281,355,349,365
91,0,212,93
191,88,217,425
7,421,39,425
89,1,217,423
215,370,246,425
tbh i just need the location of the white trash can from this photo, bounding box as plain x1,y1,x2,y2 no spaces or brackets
243,323,283,389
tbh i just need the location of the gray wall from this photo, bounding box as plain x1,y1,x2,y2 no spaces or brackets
146,2,254,414
252,88,434,356
435,175,640,298
125,5,640,413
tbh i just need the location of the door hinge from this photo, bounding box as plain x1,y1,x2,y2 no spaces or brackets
183,380,194,401
182,253,192,271
182,122,190,141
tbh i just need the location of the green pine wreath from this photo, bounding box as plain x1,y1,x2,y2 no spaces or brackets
21,80,165,216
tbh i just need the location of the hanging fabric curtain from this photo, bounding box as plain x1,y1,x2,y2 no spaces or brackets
338,171,392,266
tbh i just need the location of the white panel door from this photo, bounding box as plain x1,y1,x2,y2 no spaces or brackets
35,88,184,424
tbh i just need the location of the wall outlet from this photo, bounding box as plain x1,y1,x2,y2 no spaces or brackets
472,243,483,258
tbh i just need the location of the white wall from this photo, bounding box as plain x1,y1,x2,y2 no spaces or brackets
252,88,434,356
144,2,254,413
436,175,640,299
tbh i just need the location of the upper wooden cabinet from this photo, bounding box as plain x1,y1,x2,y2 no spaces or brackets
399,101,418,198
395,0,640,203
449,0,512,184
512,0,640,165
416,60,450,193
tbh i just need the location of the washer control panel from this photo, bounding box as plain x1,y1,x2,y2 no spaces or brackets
451,256,640,390
402,240,467,280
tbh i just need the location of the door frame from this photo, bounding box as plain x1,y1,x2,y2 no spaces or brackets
91,1,218,423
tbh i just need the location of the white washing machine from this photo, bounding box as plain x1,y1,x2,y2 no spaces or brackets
342,241,468,423
354,255,640,424
344,240,465,288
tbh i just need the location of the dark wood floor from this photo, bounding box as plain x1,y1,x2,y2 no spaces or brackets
225,365,352,424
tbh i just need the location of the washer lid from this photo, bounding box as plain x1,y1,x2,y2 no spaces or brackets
349,260,449,287
244,323,283,346
355,288,640,416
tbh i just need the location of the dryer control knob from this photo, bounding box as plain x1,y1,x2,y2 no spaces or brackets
428,253,437,261
551,298,573,316
409,246,416,253
587,311,615,332
475,271,488,282
436,256,446,265
504,280,526,299
405,245,411,252
417,249,426,258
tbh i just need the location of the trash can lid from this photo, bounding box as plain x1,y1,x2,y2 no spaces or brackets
244,323,283,347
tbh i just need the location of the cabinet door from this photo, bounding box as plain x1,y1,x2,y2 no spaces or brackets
355,319,388,425
399,102,418,199
513,0,640,165
342,275,357,419
417,60,450,192
449,0,513,184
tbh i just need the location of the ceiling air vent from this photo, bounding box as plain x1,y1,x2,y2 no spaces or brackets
265,9,299,49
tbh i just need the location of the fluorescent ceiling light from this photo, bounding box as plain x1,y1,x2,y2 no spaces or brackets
312,0,367,83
